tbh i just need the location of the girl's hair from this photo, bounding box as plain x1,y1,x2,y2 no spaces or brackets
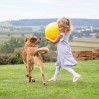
57,17,72,34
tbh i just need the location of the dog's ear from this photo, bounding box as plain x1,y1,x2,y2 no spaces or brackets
30,37,37,43
25,37,29,42
25,38,27,42
25,36,30,42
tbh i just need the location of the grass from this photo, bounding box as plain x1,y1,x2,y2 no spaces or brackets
0,60,99,99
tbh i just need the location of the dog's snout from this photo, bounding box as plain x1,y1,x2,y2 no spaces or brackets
37,38,41,43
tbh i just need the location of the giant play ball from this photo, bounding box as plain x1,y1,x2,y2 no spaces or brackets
45,22,60,40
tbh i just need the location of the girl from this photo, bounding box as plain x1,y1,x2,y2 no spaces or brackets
46,17,80,82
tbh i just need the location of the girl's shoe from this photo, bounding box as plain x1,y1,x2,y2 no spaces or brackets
48,77,56,81
73,74,80,82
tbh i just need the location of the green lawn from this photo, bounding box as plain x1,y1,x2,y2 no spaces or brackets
0,60,99,99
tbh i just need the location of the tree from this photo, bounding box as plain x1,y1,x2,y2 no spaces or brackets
0,37,24,53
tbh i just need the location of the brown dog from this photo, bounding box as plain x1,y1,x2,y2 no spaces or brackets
22,36,49,85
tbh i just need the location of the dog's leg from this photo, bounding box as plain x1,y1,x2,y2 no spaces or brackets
22,52,28,77
26,61,32,82
26,64,35,82
34,54,46,85
31,64,35,82
38,63,46,85
26,60,36,83
23,61,29,78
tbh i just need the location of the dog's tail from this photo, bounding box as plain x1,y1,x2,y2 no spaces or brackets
34,47,49,55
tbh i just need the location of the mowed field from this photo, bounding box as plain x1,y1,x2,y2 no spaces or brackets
70,38,99,50
0,60,99,99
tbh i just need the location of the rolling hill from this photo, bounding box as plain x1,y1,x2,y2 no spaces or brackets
0,18,99,27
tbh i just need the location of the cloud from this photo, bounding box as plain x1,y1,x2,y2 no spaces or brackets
0,0,99,21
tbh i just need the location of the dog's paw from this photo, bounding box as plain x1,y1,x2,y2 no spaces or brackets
43,82,47,86
26,74,29,77
32,78,35,82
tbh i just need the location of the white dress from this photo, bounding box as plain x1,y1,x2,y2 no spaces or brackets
56,32,77,67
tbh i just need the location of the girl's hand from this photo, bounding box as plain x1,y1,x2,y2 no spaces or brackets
46,37,50,41
45,34,62,44
45,37,48,40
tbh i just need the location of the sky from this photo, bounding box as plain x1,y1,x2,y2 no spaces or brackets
0,0,99,22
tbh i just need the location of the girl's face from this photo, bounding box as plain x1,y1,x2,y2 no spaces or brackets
58,25,65,32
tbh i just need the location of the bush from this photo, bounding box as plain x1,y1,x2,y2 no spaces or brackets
0,49,23,65
12,48,23,64
42,50,57,62
0,37,24,53
96,35,99,38
0,54,11,65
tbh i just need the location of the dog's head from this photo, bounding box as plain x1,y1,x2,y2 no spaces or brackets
25,36,41,45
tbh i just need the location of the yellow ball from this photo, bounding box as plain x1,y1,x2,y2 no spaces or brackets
45,22,60,40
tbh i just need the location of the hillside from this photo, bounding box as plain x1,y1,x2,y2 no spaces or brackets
0,18,99,27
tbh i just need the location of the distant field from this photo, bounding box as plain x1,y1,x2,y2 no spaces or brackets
0,35,22,44
0,60,99,99
72,38,99,42
70,38,99,50
0,21,13,27
0,26,42,44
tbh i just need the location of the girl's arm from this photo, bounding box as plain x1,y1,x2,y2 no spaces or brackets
46,34,62,44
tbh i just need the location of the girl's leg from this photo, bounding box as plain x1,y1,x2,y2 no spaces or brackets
62,66,80,82
48,66,61,81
